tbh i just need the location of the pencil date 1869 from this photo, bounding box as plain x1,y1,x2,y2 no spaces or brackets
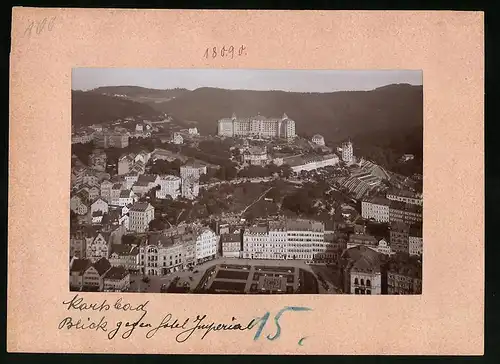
204,45,247,59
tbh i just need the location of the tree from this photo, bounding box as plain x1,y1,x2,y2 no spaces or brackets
149,218,166,231
278,164,293,179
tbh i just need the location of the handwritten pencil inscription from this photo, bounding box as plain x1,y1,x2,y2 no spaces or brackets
58,294,311,345
24,16,57,38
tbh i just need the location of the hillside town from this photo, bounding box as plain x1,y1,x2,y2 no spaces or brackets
70,111,423,295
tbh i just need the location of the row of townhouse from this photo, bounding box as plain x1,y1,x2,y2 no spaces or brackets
361,193,423,225
340,245,422,295
69,257,131,292
70,224,219,276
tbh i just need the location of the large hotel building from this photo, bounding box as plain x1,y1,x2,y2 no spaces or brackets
242,219,335,260
217,113,296,139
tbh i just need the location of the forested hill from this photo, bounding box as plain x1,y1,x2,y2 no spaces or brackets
71,90,165,126
90,86,189,100
150,84,423,140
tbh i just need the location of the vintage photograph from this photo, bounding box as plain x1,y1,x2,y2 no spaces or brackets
69,69,423,295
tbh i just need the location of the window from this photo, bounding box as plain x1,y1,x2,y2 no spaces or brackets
366,279,371,287
360,279,364,286
354,278,359,285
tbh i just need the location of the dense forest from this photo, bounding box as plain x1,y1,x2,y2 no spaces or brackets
71,90,164,126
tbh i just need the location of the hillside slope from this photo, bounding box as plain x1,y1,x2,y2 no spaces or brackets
71,90,165,126
150,84,423,140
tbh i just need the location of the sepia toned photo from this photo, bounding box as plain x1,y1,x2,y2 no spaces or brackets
69,69,423,295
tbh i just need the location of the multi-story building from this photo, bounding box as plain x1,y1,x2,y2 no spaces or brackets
286,220,325,260
103,266,131,292
242,219,333,261
70,227,89,259
172,132,184,145
81,172,100,187
341,140,354,164
90,198,109,216
386,189,423,206
217,113,296,139
194,227,218,263
69,258,92,289
242,146,268,166
89,149,107,172
181,176,200,200
389,201,423,225
409,224,423,256
347,234,378,249
100,180,113,201
341,245,383,295
85,231,111,262
311,134,325,146
82,257,112,291
129,202,155,233
220,233,241,258
118,189,137,207
375,238,393,256
390,221,410,254
361,196,391,223
132,175,161,197
109,244,140,271
387,266,422,295
156,175,182,200
180,162,207,180
95,132,129,149
139,232,197,276
77,184,100,202
70,190,90,216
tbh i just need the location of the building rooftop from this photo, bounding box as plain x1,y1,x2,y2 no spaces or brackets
138,174,158,184
387,188,422,199
130,202,152,212
104,266,129,280
365,195,391,206
343,245,383,274
93,257,112,276
286,219,324,232
70,258,92,274
221,233,241,243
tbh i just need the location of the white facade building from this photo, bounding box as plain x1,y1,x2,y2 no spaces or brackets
361,196,391,223
156,175,182,200
172,132,184,145
341,140,354,164
128,202,155,233
242,219,334,261
409,226,423,256
242,146,268,166
311,134,325,146
180,163,207,180
194,228,218,263
217,113,296,139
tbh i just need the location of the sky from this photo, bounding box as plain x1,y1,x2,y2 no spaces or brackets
72,68,422,93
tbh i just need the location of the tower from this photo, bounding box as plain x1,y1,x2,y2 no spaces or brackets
341,140,354,164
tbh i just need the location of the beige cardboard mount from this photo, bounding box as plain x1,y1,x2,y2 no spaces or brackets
8,8,484,355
